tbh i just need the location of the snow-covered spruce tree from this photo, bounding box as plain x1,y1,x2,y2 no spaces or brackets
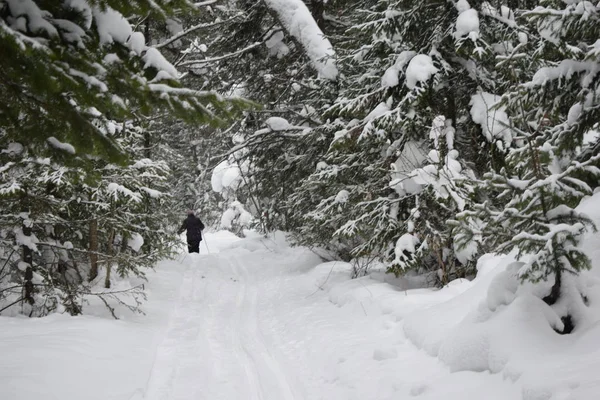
223,0,341,234
0,120,175,315
455,0,599,331
0,0,244,316
291,0,527,279
0,145,88,315
288,1,415,264
83,121,176,288
389,117,479,284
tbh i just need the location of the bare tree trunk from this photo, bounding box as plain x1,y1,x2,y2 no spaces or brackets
105,230,115,289
89,219,99,281
69,250,84,283
120,232,128,253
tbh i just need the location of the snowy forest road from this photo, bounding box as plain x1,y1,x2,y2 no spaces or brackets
135,233,521,400
142,251,301,400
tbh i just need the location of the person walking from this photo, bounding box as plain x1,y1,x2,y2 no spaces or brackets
178,210,205,253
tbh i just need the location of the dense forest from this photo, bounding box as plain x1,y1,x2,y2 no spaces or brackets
1,0,598,334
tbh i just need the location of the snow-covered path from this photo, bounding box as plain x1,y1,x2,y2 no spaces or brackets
4,229,600,400
137,233,519,400
143,252,302,400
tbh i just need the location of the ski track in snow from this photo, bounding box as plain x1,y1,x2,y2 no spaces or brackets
143,253,300,400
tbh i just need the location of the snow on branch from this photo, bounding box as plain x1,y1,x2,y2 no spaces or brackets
146,83,223,100
155,14,243,49
178,42,263,66
6,0,59,38
263,0,338,80
47,137,76,154
93,6,178,80
194,0,218,7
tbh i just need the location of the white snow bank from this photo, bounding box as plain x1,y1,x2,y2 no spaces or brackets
325,265,472,322
401,191,600,399
264,0,338,80
307,261,355,291
259,239,522,400
293,191,600,400
0,259,187,400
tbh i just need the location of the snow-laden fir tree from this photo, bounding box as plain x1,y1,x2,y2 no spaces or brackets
454,0,599,331
290,0,527,278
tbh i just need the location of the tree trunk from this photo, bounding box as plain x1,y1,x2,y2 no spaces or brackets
310,0,326,29
105,230,115,289
432,239,447,286
116,231,128,271
543,269,562,305
19,199,35,309
22,223,34,307
143,19,152,159
89,219,99,281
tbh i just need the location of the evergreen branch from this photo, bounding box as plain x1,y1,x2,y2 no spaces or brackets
178,42,263,66
155,14,244,49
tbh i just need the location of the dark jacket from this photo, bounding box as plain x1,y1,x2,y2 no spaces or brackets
178,215,205,241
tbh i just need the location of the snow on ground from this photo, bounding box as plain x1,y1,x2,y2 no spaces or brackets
0,259,186,400
2,195,600,399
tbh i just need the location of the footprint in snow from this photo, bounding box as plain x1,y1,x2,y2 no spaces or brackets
373,348,398,361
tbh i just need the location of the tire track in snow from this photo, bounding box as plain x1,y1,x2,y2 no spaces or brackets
142,252,302,400
229,255,264,400
228,254,300,400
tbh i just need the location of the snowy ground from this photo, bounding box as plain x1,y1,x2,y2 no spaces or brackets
2,195,600,400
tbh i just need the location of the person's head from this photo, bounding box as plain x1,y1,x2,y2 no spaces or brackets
186,209,194,216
